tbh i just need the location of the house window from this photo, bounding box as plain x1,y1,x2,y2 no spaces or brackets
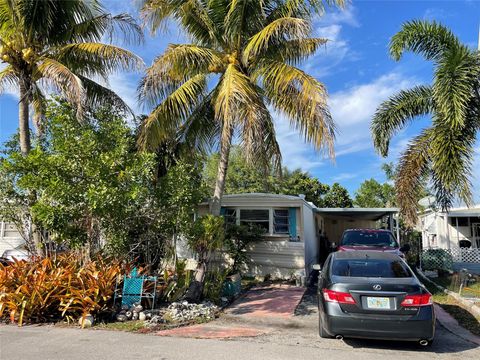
273,209,290,234
450,217,469,227
240,209,269,232
223,208,237,225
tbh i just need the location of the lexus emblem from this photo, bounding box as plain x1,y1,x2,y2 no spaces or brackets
373,284,382,291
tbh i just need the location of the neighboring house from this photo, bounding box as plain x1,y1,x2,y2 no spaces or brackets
197,193,399,279
418,204,480,250
0,220,25,256
417,204,480,274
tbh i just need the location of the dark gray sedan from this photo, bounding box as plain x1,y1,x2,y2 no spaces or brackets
317,251,435,346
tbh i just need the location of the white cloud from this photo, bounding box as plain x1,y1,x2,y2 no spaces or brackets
329,72,418,153
107,72,142,115
273,112,328,172
331,172,358,182
269,72,419,172
304,5,359,78
316,5,360,28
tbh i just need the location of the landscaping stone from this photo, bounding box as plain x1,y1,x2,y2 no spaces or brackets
144,301,219,328
78,314,94,328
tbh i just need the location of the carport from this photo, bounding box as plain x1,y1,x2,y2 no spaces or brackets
314,207,399,264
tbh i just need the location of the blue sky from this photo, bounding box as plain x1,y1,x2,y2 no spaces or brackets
1,0,479,201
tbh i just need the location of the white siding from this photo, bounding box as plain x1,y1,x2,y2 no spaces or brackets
244,240,305,278
195,194,312,278
0,221,25,256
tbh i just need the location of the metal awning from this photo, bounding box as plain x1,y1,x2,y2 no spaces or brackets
314,207,399,221
447,207,480,217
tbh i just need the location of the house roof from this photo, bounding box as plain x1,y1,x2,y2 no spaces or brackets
201,193,399,218
200,193,316,209
314,207,399,221
419,204,480,218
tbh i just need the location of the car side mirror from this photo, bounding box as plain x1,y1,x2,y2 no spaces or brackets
312,264,321,271
400,243,411,253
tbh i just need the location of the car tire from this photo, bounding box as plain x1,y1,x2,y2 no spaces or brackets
318,316,332,338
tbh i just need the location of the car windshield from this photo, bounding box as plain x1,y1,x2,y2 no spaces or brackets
341,231,398,247
332,258,412,278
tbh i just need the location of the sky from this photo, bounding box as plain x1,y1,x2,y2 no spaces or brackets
1,0,480,202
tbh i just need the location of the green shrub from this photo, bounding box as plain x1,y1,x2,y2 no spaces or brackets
225,224,262,274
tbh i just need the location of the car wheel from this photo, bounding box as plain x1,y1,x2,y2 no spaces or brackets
318,316,332,338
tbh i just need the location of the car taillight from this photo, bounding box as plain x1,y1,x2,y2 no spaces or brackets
322,289,356,304
401,293,432,307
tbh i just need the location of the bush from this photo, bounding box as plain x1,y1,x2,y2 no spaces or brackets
225,224,263,274
0,254,126,326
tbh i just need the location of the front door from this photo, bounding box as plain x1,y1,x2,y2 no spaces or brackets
472,223,480,248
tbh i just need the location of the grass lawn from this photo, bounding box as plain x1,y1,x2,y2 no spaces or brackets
431,274,480,301
421,278,480,336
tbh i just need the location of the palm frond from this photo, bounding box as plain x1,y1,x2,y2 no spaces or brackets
35,57,85,115
138,44,222,106
256,60,335,155
70,13,144,45
239,90,282,173
31,84,46,136
260,37,327,65
432,46,480,129
0,65,18,94
430,121,476,210
390,20,461,62
213,63,258,127
55,43,144,79
141,0,219,46
78,75,133,115
243,16,311,64
371,85,434,156
138,73,207,151
179,91,219,153
396,128,432,226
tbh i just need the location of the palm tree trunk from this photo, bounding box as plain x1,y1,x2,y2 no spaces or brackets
211,125,234,215
18,79,31,155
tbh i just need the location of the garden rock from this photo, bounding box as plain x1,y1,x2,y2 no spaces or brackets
78,314,94,328
164,301,219,322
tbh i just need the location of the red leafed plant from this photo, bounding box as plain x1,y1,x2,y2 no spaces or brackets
0,254,125,327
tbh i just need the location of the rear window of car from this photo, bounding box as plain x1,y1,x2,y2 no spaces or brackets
341,231,398,247
331,258,413,278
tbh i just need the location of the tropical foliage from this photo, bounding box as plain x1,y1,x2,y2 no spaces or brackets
0,100,204,265
371,21,480,224
354,178,395,208
138,0,343,215
0,254,125,326
0,0,143,154
202,147,353,207
185,215,225,300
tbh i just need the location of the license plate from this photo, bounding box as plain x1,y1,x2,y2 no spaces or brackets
366,297,391,309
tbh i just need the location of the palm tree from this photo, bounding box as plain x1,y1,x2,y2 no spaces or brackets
371,21,480,225
0,0,144,155
138,0,342,216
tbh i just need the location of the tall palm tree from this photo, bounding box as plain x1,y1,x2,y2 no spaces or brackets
138,0,343,216
0,0,144,155
371,21,480,225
